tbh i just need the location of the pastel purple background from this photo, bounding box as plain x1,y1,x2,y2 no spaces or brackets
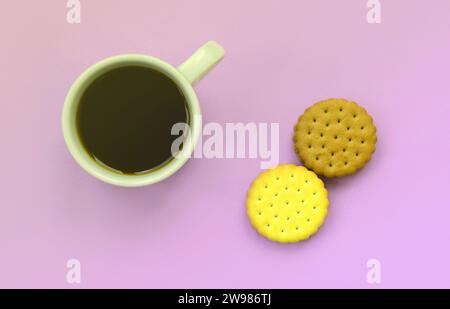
1,0,450,289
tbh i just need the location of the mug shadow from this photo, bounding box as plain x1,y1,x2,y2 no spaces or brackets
91,159,199,227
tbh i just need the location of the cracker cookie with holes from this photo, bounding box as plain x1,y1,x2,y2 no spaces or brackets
294,98,377,177
246,164,329,243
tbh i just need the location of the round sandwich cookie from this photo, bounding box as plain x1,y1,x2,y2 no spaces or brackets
246,164,329,243
294,98,377,178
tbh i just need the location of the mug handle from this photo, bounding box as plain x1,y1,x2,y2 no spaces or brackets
178,41,225,85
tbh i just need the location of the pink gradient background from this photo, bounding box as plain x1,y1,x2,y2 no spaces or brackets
1,0,450,288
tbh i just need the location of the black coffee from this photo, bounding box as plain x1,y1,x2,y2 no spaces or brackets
76,66,189,174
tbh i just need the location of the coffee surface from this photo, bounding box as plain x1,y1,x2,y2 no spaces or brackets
76,66,188,174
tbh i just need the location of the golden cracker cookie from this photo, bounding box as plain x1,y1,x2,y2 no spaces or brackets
294,98,377,178
246,164,329,243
